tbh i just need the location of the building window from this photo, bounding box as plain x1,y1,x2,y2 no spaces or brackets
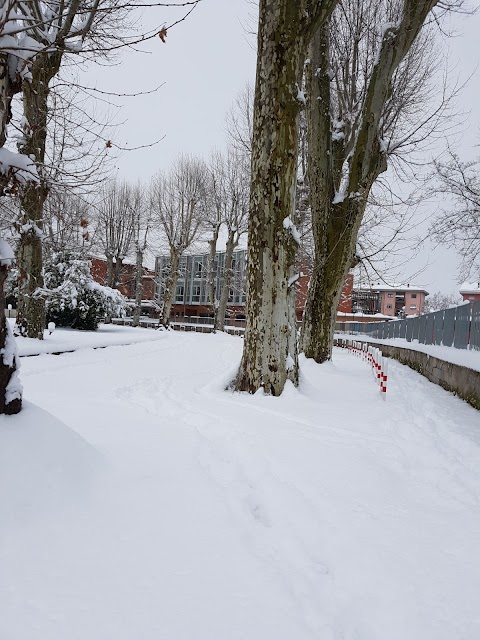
194,261,204,278
410,305,416,310
192,285,201,303
175,285,184,302
411,293,417,299
387,293,394,298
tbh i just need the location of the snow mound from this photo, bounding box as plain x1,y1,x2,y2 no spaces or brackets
0,401,100,527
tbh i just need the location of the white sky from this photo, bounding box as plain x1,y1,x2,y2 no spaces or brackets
81,0,480,297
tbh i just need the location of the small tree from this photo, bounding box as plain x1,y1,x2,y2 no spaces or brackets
44,250,126,330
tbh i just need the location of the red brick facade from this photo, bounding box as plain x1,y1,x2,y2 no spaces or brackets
90,257,155,300
294,270,353,320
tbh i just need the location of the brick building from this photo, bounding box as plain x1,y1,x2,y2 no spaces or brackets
351,283,428,317
460,282,480,303
90,257,156,300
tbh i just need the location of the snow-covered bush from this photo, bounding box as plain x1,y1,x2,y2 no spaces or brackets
4,266,19,309
44,251,126,330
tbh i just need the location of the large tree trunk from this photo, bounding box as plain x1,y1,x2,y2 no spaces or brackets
215,232,236,332
15,223,46,339
300,198,365,361
114,256,123,289
132,247,143,327
106,254,115,287
299,28,367,361
161,249,179,327
16,53,60,339
0,265,22,414
206,227,220,331
233,0,314,395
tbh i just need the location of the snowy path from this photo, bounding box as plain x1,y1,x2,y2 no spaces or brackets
2,332,480,640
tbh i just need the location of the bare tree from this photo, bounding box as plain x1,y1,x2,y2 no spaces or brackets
431,149,480,280
13,0,125,339
225,83,254,156
93,179,135,291
204,151,226,329
10,0,205,338
233,0,338,396
151,155,207,327
130,183,153,327
300,0,463,363
214,148,249,332
0,0,203,410
424,290,462,313
43,189,92,253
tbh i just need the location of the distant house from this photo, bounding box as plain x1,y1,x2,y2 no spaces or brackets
351,284,428,318
460,282,480,303
90,257,156,300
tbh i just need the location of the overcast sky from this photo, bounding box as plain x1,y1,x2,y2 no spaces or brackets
82,1,480,297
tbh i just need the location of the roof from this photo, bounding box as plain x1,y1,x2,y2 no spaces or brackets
355,283,429,295
337,312,392,319
459,282,480,294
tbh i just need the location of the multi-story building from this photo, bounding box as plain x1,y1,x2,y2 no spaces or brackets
155,250,247,319
351,284,428,317
155,248,428,322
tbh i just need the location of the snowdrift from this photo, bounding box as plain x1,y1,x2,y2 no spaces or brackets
0,401,100,527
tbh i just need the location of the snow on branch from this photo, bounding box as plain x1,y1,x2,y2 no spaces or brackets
0,148,38,184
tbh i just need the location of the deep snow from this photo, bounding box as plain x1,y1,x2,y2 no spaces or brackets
1,330,480,640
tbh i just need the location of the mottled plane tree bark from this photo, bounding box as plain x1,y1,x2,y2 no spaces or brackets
233,0,338,396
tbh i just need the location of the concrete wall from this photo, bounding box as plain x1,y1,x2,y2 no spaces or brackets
338,340,480,411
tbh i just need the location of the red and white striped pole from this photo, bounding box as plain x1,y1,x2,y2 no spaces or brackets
380,358,388,397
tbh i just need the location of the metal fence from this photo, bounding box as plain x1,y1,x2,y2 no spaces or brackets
349,301,480,351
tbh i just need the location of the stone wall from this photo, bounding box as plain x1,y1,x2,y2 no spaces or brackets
337,339,480,411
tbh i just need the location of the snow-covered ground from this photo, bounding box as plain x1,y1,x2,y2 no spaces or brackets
2,330,480,640
12,320,167,356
